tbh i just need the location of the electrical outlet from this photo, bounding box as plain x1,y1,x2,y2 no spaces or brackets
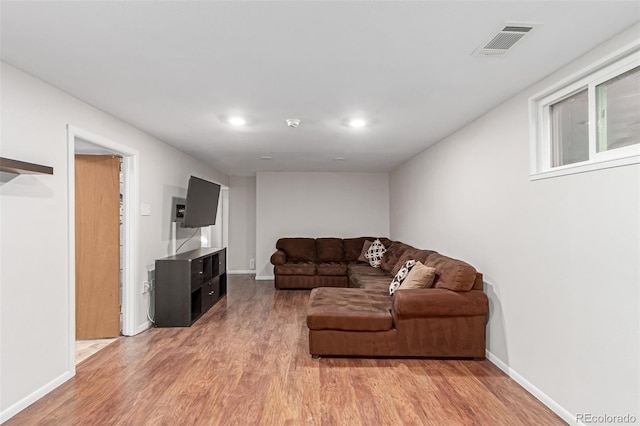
142,281,150,294
249,258,255,269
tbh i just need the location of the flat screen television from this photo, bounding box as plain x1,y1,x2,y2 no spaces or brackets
182,176,221,228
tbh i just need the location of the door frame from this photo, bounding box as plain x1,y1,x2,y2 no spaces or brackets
67,125,139,373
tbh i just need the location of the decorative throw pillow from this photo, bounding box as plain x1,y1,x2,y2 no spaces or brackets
389,259,416,295
365,239,386,268
398,261,437,290
357,240,373,262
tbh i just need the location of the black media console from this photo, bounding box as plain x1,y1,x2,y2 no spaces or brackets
155,247,227,327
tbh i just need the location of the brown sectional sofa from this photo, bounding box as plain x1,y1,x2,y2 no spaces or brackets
270,237,489,358
270,237,392,289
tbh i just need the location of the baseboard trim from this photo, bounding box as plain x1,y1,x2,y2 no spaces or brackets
135,321,152,335
486,350,576,425
0,370,74,423
228,270,256,275
255,275,274,281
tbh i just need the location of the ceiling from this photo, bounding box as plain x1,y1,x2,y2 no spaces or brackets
2,1,638,176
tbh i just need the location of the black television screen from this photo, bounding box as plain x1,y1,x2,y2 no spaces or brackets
183,176,221,228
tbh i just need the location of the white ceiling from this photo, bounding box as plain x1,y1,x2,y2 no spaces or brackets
2,1,638,176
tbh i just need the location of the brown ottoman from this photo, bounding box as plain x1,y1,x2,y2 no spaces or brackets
307,287,393,332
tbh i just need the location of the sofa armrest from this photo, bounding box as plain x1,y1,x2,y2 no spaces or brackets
392,289,488,317
270,249,288,265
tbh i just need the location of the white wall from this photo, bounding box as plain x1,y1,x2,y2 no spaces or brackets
0,62,229,420
390,26,639,423
228,176,256,272
255,172,390,278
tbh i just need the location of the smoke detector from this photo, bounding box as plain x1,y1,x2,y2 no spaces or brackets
474,23,539,56
286,119,301,128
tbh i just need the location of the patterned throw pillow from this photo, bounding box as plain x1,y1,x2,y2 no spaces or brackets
389,259,416,295
365,239,386,268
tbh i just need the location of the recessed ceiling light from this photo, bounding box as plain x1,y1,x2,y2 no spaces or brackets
349,119,366,128
228,116,246,126
261,156,273,160
334,157,346,161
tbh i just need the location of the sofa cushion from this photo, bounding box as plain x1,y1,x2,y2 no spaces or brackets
380,242,412,272
354,276,394,294
348,263,390,278
307,288,393,331
379,237,393,247
365,239,386,268
274,262,316,276
398,261,436,290
316,238,344,262
392,288,488,317
389,259,416,295
276,238,317,262
391,249,438,276
317,262,348,276
426,253,477,292
342,237,368,262
357,240,373,262
343,237,374,262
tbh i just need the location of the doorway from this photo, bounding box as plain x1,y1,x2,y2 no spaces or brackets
67,126,139,372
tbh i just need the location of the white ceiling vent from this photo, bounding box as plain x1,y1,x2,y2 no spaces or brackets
474,23,539,56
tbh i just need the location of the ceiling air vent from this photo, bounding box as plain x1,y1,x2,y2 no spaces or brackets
474,23,538,56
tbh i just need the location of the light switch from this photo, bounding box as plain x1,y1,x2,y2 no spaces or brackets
141,203,152,216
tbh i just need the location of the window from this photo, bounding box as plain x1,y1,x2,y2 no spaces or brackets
550,88,589,167
596,66,640,153
530,44,640,179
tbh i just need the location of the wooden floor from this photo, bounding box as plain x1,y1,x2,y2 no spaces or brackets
8,275,565,425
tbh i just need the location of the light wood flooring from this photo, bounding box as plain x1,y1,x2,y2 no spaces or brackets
7,275,565,425
76,338,119,365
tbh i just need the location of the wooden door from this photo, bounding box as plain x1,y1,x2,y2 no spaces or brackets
75,155,121,339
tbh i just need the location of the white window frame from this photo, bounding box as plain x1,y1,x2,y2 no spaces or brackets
529,41,640,180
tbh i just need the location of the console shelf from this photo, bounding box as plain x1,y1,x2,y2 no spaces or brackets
155,247,227,327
